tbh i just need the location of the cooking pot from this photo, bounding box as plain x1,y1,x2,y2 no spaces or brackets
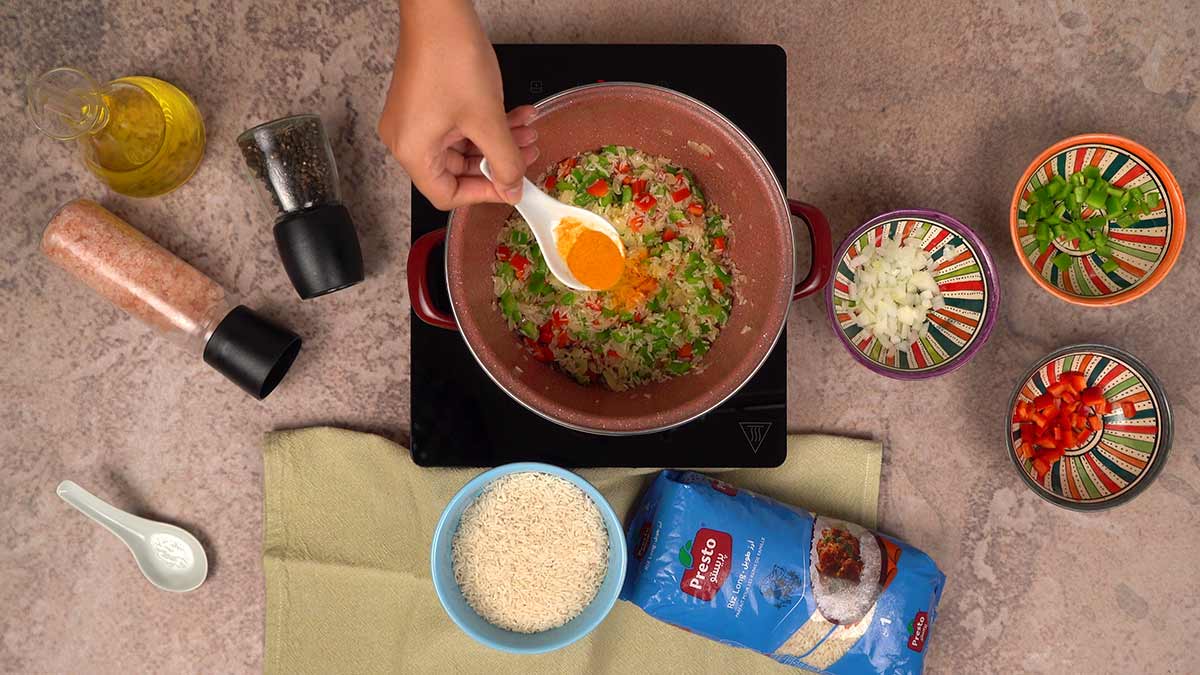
408,83,831,435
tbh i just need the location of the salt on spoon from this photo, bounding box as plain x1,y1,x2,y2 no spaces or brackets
56,480,209,593
480,158,625,291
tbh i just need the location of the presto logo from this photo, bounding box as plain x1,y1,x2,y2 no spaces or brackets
907,611,930,652
678,527,733,601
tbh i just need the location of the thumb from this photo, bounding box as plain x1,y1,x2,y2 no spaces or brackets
464,109,527,204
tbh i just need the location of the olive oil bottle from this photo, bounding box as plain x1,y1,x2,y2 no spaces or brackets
27,67,205,197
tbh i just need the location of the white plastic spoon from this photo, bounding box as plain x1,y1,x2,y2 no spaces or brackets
480,158,625,291
56,480,208,593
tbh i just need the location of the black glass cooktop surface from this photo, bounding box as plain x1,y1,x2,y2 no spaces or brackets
410,44,787,467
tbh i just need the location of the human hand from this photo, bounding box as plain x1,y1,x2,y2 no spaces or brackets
378,0,537,210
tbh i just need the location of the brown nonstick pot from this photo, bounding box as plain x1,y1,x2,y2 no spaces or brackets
408,83,831,435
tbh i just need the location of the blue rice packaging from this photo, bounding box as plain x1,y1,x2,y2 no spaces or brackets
621,470,946,674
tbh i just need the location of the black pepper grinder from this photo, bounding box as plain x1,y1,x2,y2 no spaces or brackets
237,114,365,299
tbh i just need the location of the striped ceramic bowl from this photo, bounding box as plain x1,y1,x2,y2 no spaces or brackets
1009,134,1186,306
1005,345,1172,510
827,209,1000,379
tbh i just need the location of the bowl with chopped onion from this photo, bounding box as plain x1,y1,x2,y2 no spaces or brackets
1009,133,1186,306
827,209,999,379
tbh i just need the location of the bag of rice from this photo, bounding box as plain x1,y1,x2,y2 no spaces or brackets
620,470,945,674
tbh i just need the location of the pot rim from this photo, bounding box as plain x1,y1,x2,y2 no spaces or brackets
444,81,794,435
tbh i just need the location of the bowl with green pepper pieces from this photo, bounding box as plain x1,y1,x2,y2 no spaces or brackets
1010,134,1185,306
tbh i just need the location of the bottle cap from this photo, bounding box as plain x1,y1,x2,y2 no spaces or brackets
203,306,302,399
274,204,365,299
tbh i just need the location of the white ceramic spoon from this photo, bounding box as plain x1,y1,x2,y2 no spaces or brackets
480,158,625,291
56,480,208,593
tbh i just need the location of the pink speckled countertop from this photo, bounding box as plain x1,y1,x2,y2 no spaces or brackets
2,2,1198,673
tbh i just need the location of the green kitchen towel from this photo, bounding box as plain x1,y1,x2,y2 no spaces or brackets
263,427,882,675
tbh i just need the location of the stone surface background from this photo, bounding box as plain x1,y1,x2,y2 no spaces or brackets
2,1,1197,672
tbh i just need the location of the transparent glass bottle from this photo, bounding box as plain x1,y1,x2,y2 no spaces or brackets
42,199,301,399
237,114,364,299
27,67,206,198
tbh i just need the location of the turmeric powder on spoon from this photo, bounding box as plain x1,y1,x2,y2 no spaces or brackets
555,217,624,290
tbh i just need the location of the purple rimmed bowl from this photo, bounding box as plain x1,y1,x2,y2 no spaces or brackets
826,209,1000,379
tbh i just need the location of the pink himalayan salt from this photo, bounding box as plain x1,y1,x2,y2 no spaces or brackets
42,199,230,344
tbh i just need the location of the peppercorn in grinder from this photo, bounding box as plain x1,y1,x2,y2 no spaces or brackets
237,114,365,299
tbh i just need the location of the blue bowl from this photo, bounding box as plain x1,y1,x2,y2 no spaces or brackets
430,462,627,654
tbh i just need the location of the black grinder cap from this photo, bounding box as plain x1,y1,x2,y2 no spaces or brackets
274,203,364,299
203,305,302,399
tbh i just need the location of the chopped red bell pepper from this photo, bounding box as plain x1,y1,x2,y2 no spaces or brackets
544,175,557,191
585,298,603,312
1032,458,1051,481
496,244,511,262
1015,401,1032,421
634,193,657,212
671,187,692,203
1063,372,1087,393
632,178,648,195
538,321,553,345
586,179,610,197
661,228,678,242
550,310,569,330
524,338,554,362
509,253,531,280
606,349,621,360
677,343,693,360
712,278,725,292
712,236,726,252
628,214,645,232
687,203,704,216
1019,375,1115,469
615,161,631,174
1019,421,1036,441
556,331,572,348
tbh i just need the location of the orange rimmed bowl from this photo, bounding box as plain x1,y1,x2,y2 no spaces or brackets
1009,133,1185,306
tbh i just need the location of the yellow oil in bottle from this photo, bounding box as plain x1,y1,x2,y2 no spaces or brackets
28,68,206,198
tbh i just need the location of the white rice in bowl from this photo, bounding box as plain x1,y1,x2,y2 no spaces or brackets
809,516,882,625
451,472,610,633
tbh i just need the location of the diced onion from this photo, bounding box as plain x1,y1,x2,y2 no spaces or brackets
847,237,944,352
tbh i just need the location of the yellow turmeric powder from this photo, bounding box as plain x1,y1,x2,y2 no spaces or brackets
555,218,624,290
610,251,659,310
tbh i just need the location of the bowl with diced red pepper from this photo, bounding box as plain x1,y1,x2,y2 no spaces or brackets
1010,134,1186,306
1006,344,1172,510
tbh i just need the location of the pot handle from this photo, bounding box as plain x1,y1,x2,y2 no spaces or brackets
787,200,833,300
407,227,459,330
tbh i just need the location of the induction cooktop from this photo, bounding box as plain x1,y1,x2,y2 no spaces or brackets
410,44,787,467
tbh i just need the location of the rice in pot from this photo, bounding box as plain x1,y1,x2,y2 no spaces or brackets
492,145,738,391
451,472,609,633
